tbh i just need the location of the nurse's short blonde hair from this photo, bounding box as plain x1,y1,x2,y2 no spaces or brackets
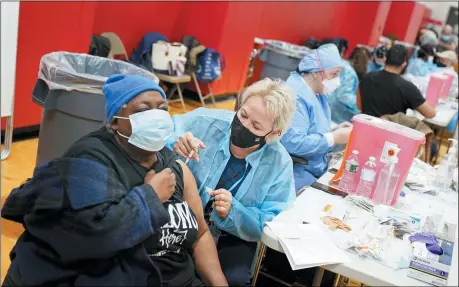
239,78,296,144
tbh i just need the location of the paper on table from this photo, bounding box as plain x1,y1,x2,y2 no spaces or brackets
294,189,345,223
266,221,350,270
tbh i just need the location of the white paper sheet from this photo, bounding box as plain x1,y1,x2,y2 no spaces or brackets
266,221,349,270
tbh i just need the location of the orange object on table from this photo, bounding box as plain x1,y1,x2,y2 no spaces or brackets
330,129,354,185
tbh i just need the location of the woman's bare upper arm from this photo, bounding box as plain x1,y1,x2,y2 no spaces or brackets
177,160,208,236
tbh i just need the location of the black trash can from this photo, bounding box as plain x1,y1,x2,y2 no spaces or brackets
258,40,310,81
33,52,159,166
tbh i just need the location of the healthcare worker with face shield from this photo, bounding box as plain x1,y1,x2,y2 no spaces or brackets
367,46,388,73
281,44,352,190
166,78,296,286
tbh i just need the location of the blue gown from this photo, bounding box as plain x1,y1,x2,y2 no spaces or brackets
328,60,360,124
406,58,436,77
166,108,295,242
281,72,332,190
367,61,384,73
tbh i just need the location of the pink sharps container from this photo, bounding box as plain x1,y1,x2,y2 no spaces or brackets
347,114,425,206
425,73,447,106
440,71,456,101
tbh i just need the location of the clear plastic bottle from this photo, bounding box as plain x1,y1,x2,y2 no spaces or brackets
356,157,377,199
372,162,400,205
372,146,401,206
435,139,458,190
339,150,360,194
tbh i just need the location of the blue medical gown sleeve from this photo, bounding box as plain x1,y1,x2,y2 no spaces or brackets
165,109,200,151
281,101,330,159
211,162,295,242
406,58,429,77
334,67,360,114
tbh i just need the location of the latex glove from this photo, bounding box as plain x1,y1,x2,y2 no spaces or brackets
332,127,352,145
209,189,232,219
173,132,206,162
333,121,353,131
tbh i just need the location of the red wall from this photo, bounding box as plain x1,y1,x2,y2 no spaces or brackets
216,3,264,94
383,2,426,44
9,1,411,130
92,2,182,55
256,2,347,45
12,2,97,129
422,7,433,28
337,2,391,53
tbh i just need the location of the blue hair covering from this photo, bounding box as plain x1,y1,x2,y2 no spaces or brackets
298,43,342,73
103,74,166,122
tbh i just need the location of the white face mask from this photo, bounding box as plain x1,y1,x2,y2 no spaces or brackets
114,109,173,152
322,77,341,94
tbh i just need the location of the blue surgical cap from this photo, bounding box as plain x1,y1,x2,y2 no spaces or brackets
298,43,342,73
103,74,166,122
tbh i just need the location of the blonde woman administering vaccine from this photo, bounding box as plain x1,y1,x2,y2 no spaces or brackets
167,78,296,286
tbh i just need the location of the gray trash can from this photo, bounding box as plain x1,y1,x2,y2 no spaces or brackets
33,52,159,166
258,40,310,81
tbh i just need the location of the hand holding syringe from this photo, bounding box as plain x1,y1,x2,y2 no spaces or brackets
173,132,206,164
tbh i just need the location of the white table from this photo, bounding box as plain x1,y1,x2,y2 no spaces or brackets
407,101,458,128
258,171,459,287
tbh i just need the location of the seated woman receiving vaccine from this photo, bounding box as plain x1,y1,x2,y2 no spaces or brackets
1,75,227,287
167,78,296,286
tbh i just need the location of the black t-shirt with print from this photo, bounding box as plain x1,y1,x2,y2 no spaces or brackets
63,128,199,287
359,70,426,117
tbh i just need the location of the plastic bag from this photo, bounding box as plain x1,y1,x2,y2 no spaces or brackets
38,52,159,94
348,219,394,260
261,40,311,60
380,234,413,270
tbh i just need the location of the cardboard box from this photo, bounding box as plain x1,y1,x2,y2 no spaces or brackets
407,239,454,286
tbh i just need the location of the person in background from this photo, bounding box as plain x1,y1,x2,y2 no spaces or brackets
417,28,439,48
322,37,348,58
367,45,388,73
405,45,436,77
1,74,228,287
435,50,459,99
435,50,459,70
167,78,296,286
358,45,439,162
357,44,436,119
329,47,369,124
281,44,352,190
437,24,458,53
349,47,370,81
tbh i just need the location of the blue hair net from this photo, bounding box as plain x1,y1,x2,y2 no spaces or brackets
298,43,342,73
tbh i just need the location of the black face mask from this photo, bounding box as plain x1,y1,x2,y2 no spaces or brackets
437,62,447,68
230,114,269,148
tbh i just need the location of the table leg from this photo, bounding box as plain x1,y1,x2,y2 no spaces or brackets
439,127,446,147
251,243,266,287
332,274,341,287
312,267,324,287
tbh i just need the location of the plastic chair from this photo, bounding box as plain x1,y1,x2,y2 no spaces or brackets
101,32,128,60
